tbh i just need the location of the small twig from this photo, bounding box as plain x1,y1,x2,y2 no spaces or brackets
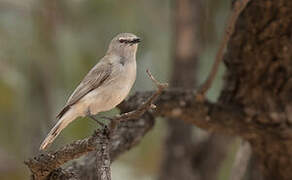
112,69,168,123
197,0,251,100
108,69,167,133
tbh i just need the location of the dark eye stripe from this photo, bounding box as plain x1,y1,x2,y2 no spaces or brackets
119,39,131,44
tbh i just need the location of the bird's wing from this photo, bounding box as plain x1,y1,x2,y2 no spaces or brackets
56,61,112,119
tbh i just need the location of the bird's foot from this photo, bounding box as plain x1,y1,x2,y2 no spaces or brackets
86,109,107,128
87,113,106,128
88,115,106,128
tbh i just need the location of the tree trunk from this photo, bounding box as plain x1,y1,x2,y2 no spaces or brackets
159,0,231,179
158,0,199,179
219,0,292,179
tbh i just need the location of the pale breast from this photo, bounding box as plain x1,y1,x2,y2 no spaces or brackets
81,60,137,115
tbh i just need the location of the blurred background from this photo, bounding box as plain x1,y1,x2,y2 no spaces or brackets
0,0,237,179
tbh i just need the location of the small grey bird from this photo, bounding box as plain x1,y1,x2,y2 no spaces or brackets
40,33,141,150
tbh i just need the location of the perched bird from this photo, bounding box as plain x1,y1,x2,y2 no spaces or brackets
40,33,141,150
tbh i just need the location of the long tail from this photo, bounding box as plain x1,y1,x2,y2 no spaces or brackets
40,110,77,150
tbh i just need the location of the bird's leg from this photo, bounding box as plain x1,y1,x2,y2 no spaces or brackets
86,109,105,127
89,116,105,127
98,115,119,133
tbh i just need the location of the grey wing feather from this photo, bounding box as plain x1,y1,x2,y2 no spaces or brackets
56,61,112,119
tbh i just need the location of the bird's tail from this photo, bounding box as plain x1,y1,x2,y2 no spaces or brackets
40,110,77,150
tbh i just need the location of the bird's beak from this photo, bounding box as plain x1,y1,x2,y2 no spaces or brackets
131,37,141,44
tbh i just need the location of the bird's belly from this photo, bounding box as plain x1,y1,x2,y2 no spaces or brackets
81,70,135,115
91,83,132,113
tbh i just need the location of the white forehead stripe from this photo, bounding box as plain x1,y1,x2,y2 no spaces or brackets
119,37,134,41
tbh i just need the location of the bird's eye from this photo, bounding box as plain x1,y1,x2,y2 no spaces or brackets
119,38,127,43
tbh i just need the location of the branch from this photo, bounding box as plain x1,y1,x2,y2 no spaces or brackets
197,0,251,99
95,129,111,180
24,129,106,180
25,69,260,180
26,88,260,179
72,90,255,180
24,70,168,180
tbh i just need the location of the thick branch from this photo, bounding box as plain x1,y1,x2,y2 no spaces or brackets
140,90,251,135
24,129,106,180
95,129,111,180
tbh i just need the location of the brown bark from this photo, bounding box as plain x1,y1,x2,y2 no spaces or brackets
95,130,111,180
245,153,263,180
220,0,292,179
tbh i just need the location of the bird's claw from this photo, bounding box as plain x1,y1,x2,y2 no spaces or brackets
88,115,106,128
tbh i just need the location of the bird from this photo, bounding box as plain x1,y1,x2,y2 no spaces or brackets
40,33,141,150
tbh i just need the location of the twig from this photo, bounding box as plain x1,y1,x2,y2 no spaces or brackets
25,70,168,180
196,0,251,100
112,69,168,123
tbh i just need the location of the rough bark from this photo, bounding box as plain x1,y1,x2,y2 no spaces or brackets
25,111,155,180
95,130,111,180
246,153,264,180
219,0,292,179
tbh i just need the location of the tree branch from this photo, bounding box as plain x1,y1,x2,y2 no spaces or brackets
95,129,111,180
26,87,260,179
154,90,249,135
197,0,251,99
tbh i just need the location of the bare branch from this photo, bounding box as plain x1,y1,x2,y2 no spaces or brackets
121,89,261,138
95,129,111,180
26,88,256,179
24,129,105,180
197,0,251,99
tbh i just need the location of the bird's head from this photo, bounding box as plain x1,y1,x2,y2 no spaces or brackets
107,33,141,59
